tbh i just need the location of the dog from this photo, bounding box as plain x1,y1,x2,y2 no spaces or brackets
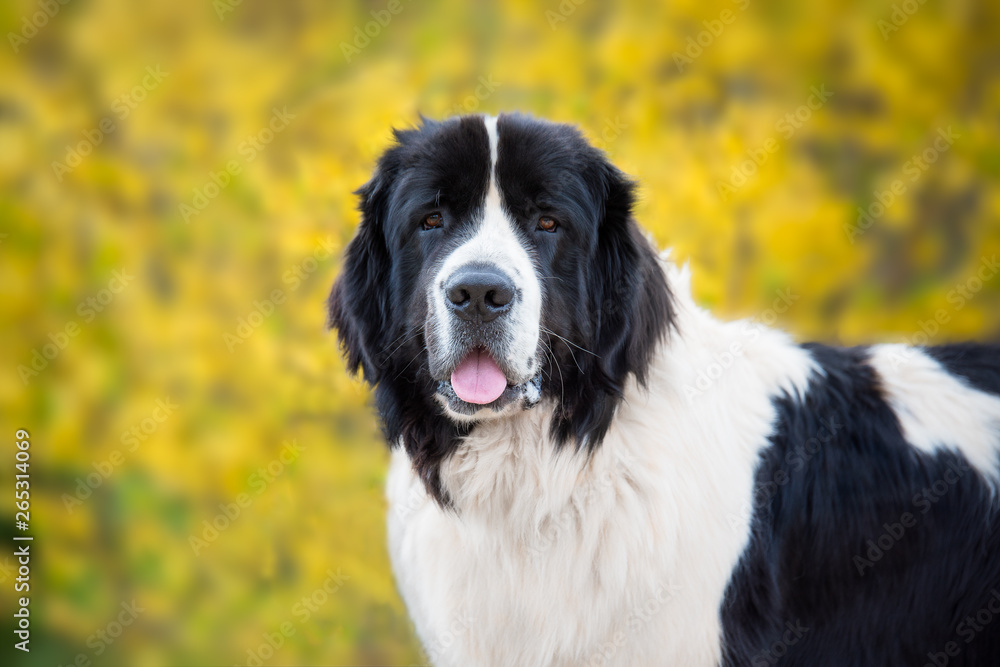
327,113,1000,666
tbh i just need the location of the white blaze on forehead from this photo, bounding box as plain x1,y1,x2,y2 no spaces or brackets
484,115,500,167
869,344,1000,482
430,115,542,384
480,115,508,239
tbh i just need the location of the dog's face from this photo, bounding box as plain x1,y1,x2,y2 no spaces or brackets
329,113,672,501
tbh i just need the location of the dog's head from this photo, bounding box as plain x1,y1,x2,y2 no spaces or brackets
328,113,672,502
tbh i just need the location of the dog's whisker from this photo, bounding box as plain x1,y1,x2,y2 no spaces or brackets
392,349,425,381
541,327,584,374
542,342,565,408
540,326,599,358
381,329,422,364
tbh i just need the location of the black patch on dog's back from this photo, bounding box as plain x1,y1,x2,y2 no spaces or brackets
720,343,1000,666
924,343,1000,397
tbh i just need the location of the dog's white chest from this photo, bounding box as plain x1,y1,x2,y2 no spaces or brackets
386,446,707,666
384,398,767,666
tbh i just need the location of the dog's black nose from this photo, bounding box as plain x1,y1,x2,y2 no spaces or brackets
445,265,515,323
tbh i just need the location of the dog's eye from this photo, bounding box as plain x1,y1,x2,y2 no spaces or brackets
423,213,443,230
537,216,558,232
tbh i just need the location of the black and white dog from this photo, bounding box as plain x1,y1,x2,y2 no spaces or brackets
328,113,1000,666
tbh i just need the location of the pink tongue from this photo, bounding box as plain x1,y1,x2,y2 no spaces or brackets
451,349,508,405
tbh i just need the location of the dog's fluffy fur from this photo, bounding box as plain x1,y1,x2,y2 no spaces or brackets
328,113,1000,666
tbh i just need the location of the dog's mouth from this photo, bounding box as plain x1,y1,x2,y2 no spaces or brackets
436,347,542,417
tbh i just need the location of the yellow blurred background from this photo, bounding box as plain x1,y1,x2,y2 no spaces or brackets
1,0,999,664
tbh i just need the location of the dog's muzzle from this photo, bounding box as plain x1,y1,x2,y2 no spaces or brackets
431,262,542,416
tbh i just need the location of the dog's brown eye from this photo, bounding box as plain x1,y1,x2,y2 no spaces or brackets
423,213,443,230
538,216,557,232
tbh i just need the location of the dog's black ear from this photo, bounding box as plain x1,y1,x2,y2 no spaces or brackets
327,149,401,384
591,161,673,390
328,131,466,506
553,157,674,448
